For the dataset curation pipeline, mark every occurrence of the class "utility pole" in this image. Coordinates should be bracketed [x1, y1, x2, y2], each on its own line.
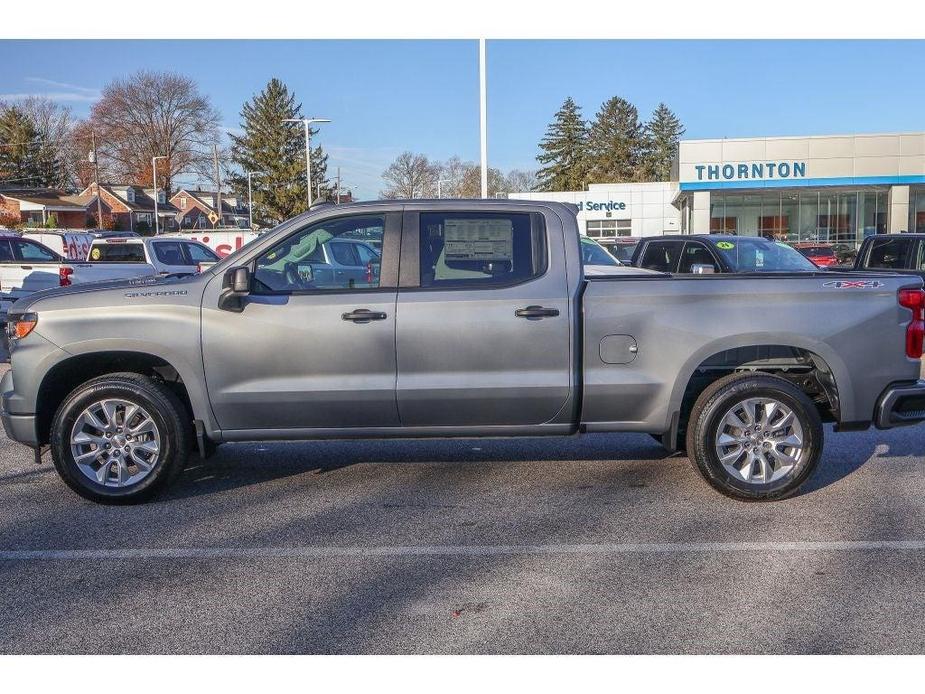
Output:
[246, 171, 264, 230]
[90, 131, 103, 228]
[336, 167, 341, 204]
[213, 144, 222, 229]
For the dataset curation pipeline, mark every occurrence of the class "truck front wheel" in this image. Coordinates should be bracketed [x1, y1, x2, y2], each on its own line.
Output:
[686, 373, 823, 501]
[50, 373, 191, 504]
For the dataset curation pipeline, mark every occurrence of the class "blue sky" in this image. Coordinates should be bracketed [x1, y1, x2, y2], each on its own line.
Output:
[1, 39, 924, 198]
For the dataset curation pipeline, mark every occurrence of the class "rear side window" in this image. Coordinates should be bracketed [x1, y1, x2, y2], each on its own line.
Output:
[0, 240, 14, 263]
[866, 238, 910, 269]
[11, 240, 60, 262]
[418, 212, 546, 288]
[152, 241, 186, 266]
[639, 241, 683, 272]
[89, 242, 146, 262]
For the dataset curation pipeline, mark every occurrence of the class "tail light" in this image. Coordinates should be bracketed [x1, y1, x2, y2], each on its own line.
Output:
[899, 287, 925, 358]
[59, 266, 73, 287]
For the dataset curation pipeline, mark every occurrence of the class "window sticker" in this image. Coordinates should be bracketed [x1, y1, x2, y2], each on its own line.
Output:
[444, 218, 513, 261]
[755, 250, 764, 267]
[90, 247, 102, 260]
[715, 241, 735, 250]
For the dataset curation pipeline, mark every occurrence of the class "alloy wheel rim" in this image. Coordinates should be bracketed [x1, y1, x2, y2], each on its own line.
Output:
[70, 398, 162, 488]
[713, 397, 804, 485]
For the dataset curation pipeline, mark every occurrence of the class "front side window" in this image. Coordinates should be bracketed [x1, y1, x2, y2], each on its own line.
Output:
[419, 212, 545, 288]
[677, 242, 719, 273]
[867, 238, 910, 270]
[183, 242, 219, 264]
[254, 215, 385, 293]
[12, 240, 60, 262]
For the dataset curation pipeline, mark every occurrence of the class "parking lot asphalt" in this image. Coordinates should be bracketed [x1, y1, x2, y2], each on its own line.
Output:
[1, 354, 925, 654]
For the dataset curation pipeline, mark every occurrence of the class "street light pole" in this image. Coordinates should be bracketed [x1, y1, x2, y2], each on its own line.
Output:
[479, 38, 488, 199]
[152, 155, 167, 235]
[437, 178, 451, 199]
[282, 117, 331, 209]
[247, 170, 265, 230]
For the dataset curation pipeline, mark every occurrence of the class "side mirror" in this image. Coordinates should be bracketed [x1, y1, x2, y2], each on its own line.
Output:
[691, 264, 716, 275]
[218, 266, 250, 312]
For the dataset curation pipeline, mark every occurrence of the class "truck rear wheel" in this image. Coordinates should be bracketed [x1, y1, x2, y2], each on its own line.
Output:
[50, 373, 191, 504]
[685, 372, 823, 501]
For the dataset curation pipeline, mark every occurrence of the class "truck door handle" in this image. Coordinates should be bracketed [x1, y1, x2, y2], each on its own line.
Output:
[19, 265, 33, 270]
[342, 308, 387, 323]
[515, 305, 560, 319]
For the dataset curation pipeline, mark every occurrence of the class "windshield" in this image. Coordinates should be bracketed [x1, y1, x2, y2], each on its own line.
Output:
[581, 237, 620, 266]
[708, 237, 818, 273]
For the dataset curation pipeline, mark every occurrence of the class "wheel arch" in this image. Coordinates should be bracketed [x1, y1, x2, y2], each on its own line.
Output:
[667, 333, 849, 446]
[34, 345, 211, 446]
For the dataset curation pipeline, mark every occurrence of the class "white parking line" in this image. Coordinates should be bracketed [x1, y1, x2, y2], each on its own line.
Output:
[3, 540, 925, 561]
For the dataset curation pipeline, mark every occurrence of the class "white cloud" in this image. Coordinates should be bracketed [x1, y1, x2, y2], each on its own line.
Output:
[0, 77, 102, 103]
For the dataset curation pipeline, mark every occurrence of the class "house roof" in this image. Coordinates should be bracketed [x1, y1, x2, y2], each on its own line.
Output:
[82, 184, 179, 214]
[173, 188, 246, 214]
[0, 188, 95, 210]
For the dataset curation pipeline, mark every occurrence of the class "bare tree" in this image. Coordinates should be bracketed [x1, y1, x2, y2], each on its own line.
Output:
[503, 168, 538, 193]
[381, 151, 439, 199]
[90, 70, 220, 192]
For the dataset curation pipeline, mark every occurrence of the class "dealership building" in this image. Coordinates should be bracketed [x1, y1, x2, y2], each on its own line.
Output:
[511, 131, 925, 247]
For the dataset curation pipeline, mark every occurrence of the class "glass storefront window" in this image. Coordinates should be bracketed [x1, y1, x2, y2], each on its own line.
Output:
[911, 188, 925, 233]
[703, 188, 887, 248]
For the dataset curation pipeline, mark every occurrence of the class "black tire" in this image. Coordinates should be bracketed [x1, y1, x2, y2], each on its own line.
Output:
[50, 372, 191, 504]
[685, 372, 823, 501]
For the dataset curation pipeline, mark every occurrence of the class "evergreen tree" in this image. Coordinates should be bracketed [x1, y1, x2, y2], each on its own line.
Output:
[0, 105, 49, 187]
[640, 103, 685, 182]
[535, 97, 590, 192]
[227, 78, 331, 226]
[586, 96, 643, 184]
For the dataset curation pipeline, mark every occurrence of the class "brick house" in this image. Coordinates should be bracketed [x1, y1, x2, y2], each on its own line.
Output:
[80, 183, 179, 232]
[171, 188, 250, 229]
[0, 188, 104, 228]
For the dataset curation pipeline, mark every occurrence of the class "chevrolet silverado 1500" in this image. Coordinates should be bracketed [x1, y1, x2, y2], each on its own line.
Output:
[3, 200, 925, 504]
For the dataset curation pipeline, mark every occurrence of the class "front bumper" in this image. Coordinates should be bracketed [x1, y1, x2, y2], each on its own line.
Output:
[0, 409, 38, 447]
[1, 369, 39, 447]
[875, 380, 925, 429]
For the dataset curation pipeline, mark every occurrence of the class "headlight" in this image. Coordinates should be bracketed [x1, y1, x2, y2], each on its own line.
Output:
[7, 313, 38, 341]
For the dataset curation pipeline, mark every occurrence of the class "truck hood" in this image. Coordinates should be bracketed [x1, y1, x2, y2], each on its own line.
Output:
[10, 273, 205, 314]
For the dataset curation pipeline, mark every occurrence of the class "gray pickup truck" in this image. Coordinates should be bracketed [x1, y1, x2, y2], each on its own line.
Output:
[3, 200, 925, 504]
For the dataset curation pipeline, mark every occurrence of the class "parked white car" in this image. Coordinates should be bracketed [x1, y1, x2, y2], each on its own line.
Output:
[1, 236, 220, 321]
[83, 236, 221, 275]
[21, 230, 97, 261]
[0, 235, 156, 320]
